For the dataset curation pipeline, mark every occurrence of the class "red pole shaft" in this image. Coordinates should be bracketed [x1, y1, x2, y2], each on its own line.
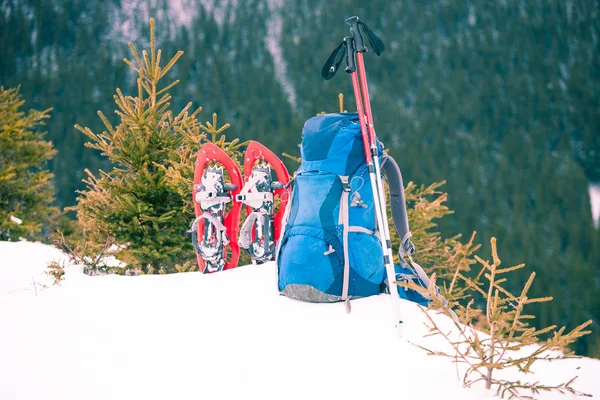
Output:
[350, 71, 372, 165]
[355, 52, 377, 149]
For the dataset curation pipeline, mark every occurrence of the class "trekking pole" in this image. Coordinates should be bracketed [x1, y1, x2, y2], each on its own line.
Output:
[345, 16, 406, 335]
[322, 33, 404, 337]
[347, 18, 458, 323]
[345, 18, 404, 338]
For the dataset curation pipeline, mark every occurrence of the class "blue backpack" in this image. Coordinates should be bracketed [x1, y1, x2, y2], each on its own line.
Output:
[277, 113, 431, 307]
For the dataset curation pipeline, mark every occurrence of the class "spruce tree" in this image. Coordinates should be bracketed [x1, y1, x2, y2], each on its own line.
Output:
[73, 19, 245, 273]
[0, 86, 57, 241]
[74, 19, 203, 273]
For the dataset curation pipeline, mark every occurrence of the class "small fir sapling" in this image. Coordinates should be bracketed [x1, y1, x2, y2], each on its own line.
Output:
[73, 19, 246, 273]
[400, 238, 592, 399]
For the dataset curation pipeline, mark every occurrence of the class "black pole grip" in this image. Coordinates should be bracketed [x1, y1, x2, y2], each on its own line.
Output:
[345, 16, 385, 56]
[343, 36, 356, 73]
[345, 16, 367, 53]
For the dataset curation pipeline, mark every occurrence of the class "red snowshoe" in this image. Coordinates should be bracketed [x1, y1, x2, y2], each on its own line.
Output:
[191, 143, 243, 273]
[236, 141, 291, 263]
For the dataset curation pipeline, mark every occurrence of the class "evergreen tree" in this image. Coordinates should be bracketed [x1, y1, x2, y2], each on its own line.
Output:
[73, 20, 202, 273]
[73, 19, 245, 274]
[0, 86, 57, 241]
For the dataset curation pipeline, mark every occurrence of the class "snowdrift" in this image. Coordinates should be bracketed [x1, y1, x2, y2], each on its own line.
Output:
[0, 241, 598, 400]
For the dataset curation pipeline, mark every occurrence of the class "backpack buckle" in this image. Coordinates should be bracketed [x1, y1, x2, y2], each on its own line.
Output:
[340, 176, 351, 192]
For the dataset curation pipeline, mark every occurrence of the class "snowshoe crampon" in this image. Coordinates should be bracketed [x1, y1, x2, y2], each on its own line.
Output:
[237, 141, 290, 263]
[192, 143, 242, 273]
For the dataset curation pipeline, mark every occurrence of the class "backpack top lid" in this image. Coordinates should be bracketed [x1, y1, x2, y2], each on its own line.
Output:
[298, 112, 382, 176]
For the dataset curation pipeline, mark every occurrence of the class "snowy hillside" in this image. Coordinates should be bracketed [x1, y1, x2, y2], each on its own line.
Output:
[590, 183, 600, 229]
[0, 241, 598, 400]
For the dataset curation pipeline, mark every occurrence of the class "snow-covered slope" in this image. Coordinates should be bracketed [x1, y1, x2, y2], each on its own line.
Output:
[0, 241, 598, 400]
[590, 183, 600, 229]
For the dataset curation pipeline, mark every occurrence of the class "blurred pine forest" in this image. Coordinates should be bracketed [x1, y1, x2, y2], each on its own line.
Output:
[1, 0, 599, 356]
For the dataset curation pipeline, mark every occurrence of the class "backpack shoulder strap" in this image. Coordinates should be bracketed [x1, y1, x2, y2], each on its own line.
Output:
[382, 154, 458, 320]
[380, 154, 415, 260]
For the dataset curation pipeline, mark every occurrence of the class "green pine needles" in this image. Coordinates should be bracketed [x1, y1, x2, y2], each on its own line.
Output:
[389, 181, 481, 302]
[73, 19, 243, 273]
[163, 112, 248, 219]
[0, 86, 57, 241]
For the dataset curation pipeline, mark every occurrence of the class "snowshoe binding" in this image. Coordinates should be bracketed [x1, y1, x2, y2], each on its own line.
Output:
[237, 141, 290, 263]
[191, 143, 242, 273]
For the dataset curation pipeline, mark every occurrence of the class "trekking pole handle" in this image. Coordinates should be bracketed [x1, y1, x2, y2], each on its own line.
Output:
[345, 16, 386, 56]
[345, 16, 367, 53]
[344, 36, 356, 73]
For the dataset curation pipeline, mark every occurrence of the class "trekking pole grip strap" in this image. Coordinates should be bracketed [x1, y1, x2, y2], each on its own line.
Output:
[321, 41, 345, 80]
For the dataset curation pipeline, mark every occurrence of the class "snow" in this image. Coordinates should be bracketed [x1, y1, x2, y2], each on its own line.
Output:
[108, 0, 198, 43]
[265, 0, 298, 111]
[1, 241, 599, 400]
[468, 4, 477, 26]
[590, 182, 600, 229]
[198, 0, 237, 27]
[0, 241, 66, 297]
